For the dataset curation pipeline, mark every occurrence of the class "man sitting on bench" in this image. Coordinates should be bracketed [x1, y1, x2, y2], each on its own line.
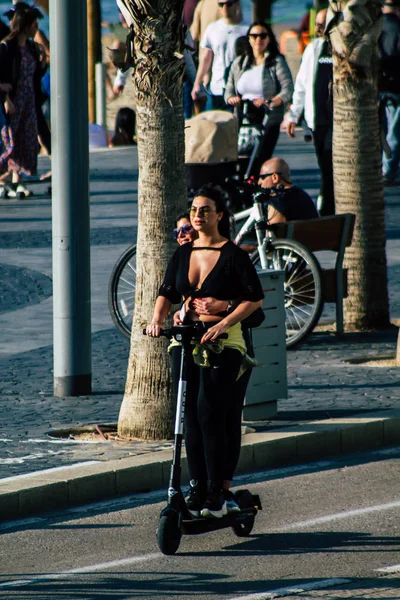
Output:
[258, 157, 319, 224]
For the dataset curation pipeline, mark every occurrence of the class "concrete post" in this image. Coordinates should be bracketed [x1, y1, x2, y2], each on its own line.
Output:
[50, 0, 92, 396]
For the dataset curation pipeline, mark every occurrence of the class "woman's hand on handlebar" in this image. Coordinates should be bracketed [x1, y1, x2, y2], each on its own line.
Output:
[173, 310, 182, 326]
[227, 95, 241, 107]
[252, 97, 266, 108]
[146, 321, 163, 337]
[200, 321, 229, 345]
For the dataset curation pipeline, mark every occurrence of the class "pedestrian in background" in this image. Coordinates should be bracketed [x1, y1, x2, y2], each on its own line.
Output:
[0, 2, 48, 198]
[225, 21, 293, 175]
[285, 9, 335, 216]
[110, 107, 136, 146]
[379, 0, 400, 186]
[191, 0, 248, 110]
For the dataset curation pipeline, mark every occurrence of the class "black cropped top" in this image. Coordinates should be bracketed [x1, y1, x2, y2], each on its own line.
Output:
[159, 241, 264, 305]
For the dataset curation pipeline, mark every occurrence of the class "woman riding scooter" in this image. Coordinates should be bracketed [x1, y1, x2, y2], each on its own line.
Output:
[146, 186, 263, 519]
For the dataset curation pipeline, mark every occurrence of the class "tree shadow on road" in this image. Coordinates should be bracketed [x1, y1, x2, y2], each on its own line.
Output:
[1, 571, 398, 600]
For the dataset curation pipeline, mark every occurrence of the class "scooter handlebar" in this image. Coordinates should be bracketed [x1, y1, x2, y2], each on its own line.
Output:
[143, 327, 228, 340]
[142, 327, 172, 338]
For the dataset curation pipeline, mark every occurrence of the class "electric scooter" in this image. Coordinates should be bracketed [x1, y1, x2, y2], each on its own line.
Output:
[144, 323, 262, 555]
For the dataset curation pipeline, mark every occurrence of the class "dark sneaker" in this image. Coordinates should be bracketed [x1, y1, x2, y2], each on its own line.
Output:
[223, 489, 240, 513]
[200, 482, 227, 519]
[185, 480, 206, 518]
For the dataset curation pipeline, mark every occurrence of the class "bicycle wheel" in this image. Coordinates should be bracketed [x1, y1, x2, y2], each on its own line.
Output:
[252, 239, 323, 348]
[108, 245, 137, 339]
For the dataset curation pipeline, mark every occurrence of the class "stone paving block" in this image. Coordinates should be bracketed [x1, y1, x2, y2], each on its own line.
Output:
[116, 462, 163, 496]
[19, 481, 68, 516]
[67, 471, 117, 507]
[339, 419, 384, 454]
[0, 490, 20, 520]
[250, 432, 298, 470]
[235, 442, 254, 474]
[383, 414, 400, 446]
[295, 428, 341, 461]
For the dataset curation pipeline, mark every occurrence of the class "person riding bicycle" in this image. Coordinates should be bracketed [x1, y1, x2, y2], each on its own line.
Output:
[258, 157, 319, 224]
[146, 185, 263, 519]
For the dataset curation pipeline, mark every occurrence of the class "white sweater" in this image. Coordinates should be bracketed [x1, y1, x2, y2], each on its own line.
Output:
[288, 37, 326, 130]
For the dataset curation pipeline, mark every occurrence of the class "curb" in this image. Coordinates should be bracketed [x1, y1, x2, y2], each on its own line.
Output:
[1, 409, 399, 522]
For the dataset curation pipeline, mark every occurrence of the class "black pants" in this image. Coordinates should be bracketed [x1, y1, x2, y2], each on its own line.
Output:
[249, 123, 281, 177]
[312, 125, 335, 216]
[171, 345, 245, 483]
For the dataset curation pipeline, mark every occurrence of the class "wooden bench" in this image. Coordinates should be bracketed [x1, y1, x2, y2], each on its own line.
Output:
[268, 213, 356, 335]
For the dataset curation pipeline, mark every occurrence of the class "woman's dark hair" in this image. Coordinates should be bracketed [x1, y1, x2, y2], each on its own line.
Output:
[4, 3, 43, 41]
[242, 21, 280, 68]
[175, 211, 190, 225]
[111, 107, 136, 146]
[192, 184, 231, 240]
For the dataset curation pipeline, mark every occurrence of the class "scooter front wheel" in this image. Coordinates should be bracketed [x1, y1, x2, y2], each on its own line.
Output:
[157, 513, 182, 555]
[231, 489, 256, 537]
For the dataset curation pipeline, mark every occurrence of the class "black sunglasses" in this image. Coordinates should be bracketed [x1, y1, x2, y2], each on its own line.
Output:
[249, 32, 269, 40]
[173, 224, 193, 240]
[218, 0, 238, 7]
[259, 172, 281, 180]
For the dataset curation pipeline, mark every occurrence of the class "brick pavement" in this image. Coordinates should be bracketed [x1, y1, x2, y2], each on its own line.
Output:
[0, 137, 399, 482]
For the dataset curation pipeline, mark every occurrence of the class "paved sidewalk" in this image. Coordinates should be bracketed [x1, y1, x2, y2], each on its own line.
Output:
[0, 135, 399, 520]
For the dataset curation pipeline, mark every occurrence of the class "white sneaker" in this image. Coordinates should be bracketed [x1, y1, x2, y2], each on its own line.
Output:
[223, 490, 240, 513]
[200, 484, 227, 519]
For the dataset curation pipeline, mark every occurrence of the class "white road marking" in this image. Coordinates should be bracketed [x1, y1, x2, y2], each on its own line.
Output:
[0, 553, 161, 589]
[227, 578, 350, 600]
[376, 564, 400, 574]
[280, 500, 400, 530]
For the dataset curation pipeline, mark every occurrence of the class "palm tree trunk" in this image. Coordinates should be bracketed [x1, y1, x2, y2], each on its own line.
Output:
[328, 0, 391, 330]
[117, 0, 186, 440]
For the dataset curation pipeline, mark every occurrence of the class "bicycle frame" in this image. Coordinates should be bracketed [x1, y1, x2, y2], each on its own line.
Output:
[233, 193, 270, 270]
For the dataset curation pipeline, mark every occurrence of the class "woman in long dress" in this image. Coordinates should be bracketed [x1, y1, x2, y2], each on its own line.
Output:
[0, 3, 47, 198]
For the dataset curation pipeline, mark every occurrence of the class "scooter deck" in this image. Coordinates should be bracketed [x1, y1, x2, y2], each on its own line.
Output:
[181, 494, 262, 535]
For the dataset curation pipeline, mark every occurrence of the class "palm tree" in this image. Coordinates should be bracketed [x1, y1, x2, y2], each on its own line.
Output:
[327, 0, 391, 330]
[116, 0, 187, 440]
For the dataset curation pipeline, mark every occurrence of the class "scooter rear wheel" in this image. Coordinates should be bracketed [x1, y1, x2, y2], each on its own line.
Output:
[231, 489, 255, 537]
[157, 513, 182, 555]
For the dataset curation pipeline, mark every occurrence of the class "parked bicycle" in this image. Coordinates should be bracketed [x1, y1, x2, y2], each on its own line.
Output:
[108, 184, 323, 348]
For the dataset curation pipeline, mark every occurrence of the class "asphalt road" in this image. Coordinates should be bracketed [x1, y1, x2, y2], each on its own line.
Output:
[0, 447, 399, 599]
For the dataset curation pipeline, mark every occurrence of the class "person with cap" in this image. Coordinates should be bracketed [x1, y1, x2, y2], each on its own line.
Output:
[379, 0, 400, 186]
[0, 2, 48, 198]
